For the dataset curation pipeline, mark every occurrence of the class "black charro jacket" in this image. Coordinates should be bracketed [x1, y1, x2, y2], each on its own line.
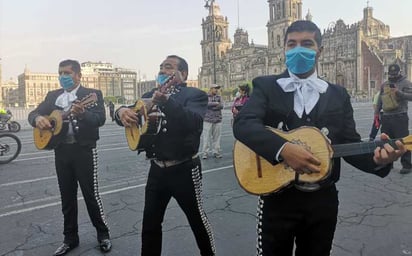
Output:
[28, 86, 106, 148]
[233, 70, 391, 184]
[115, 83, 208, 161]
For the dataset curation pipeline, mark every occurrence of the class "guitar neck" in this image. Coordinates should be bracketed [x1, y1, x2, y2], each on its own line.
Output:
[332, 139, 400, 158]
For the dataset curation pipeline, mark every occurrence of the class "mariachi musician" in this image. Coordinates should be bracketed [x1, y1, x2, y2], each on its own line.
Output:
[114, 55, 216, 255]
[233, 20, 405, 256]
[28, 59, 111, 255]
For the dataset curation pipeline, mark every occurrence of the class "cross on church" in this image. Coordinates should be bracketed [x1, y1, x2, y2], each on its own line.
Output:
[367, 0, 370, 7]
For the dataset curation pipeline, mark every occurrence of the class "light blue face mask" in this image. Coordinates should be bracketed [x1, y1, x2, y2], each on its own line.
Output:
[285, 46, 316, 75]
[156, 74, 170, 86]
[59, 75, 75, 90]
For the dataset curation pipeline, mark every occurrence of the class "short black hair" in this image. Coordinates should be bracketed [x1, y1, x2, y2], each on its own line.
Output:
[284, 20, 322, 47]
[167, 55, 188, 75]
[59, 59, 81, 74]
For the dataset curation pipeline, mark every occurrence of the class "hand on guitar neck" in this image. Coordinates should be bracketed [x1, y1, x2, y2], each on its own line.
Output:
[151, 72, 179, 105]
[152, 91, 169, 105]
[373, 133, 406, 165]
[119, 72, 177, 127]
[70, 101, 85, 117]
[280, 132, 406, 175]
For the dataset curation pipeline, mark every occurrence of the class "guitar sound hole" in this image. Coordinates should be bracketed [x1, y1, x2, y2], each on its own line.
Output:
[50, 120, 56, 131]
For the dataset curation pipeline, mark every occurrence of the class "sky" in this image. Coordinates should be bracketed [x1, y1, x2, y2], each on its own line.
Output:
[1, 0, 412, 81]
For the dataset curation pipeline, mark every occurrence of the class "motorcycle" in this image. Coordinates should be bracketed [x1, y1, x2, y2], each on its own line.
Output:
[0, 110, 21, 132]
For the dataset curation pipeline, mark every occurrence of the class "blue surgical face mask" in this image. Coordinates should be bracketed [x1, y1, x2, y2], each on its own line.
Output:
[285, 46, 317, 75]
[156, 74, 170, 86]
[59, 75, 75, 90]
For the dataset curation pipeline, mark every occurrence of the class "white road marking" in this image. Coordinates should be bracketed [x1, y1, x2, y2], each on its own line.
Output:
[0, 165, 234, 218]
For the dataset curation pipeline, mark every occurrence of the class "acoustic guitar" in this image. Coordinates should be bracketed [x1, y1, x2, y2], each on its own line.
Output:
[125, 73, 177, 151]
[33, 93, 97, 150]
[233, 126, 412, 195]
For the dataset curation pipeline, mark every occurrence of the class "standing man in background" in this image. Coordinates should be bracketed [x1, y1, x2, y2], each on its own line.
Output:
[202, 84, 224, 159]
[28, 59, 111, 256]
[108, 101, 115, 121]
[377, 63, 412, 174]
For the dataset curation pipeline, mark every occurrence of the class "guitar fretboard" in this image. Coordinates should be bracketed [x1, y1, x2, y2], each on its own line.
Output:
[332, 139, 400, 158]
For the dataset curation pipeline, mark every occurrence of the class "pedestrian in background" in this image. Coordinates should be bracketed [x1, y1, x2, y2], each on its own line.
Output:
[108, 101, 115, 121]
[231, 83, 250, 126]
[202, 84, 224, 159]
[377, 63, 412, 174]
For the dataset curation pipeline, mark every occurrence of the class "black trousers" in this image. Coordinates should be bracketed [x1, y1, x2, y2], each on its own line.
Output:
[141, 157, 215, 256]
[381, 113, 411, 169]
[257, 185, 339, 256]
[54, 143, 110, 244]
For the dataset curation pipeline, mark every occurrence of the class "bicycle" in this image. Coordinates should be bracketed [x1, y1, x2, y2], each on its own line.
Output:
[0, 133, 22, 164]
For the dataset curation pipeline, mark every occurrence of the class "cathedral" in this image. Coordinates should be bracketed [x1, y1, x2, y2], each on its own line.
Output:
[198, 0, 412, 97]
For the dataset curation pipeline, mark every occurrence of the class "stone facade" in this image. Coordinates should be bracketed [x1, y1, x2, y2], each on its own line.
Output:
[199, 0, 412, 96]
[199, 0, 302, 89]
[319, 6, 412, 97]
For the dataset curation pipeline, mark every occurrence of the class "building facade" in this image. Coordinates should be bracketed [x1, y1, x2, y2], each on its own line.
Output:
[1, 79, 18, 107]
[13, 62, 138, 107]
[17, 67, 100, 108]
[199, 0, 412, 96]
[318, 6, 412, 97]
[81, 61, 137, 103]
[5, 61, 194, 107]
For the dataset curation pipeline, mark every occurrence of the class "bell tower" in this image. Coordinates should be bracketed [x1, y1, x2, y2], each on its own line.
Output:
[266, 0, 302, 72]
[200, 0, 231, 85]
[267, 0, 302, 51]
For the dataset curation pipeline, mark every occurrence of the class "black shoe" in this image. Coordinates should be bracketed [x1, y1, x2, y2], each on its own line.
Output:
[53, 242, 79, 256]
[99, 239, 112, 253]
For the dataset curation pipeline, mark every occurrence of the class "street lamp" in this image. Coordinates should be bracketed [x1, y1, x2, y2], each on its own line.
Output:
[204, 0, 217, 84]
